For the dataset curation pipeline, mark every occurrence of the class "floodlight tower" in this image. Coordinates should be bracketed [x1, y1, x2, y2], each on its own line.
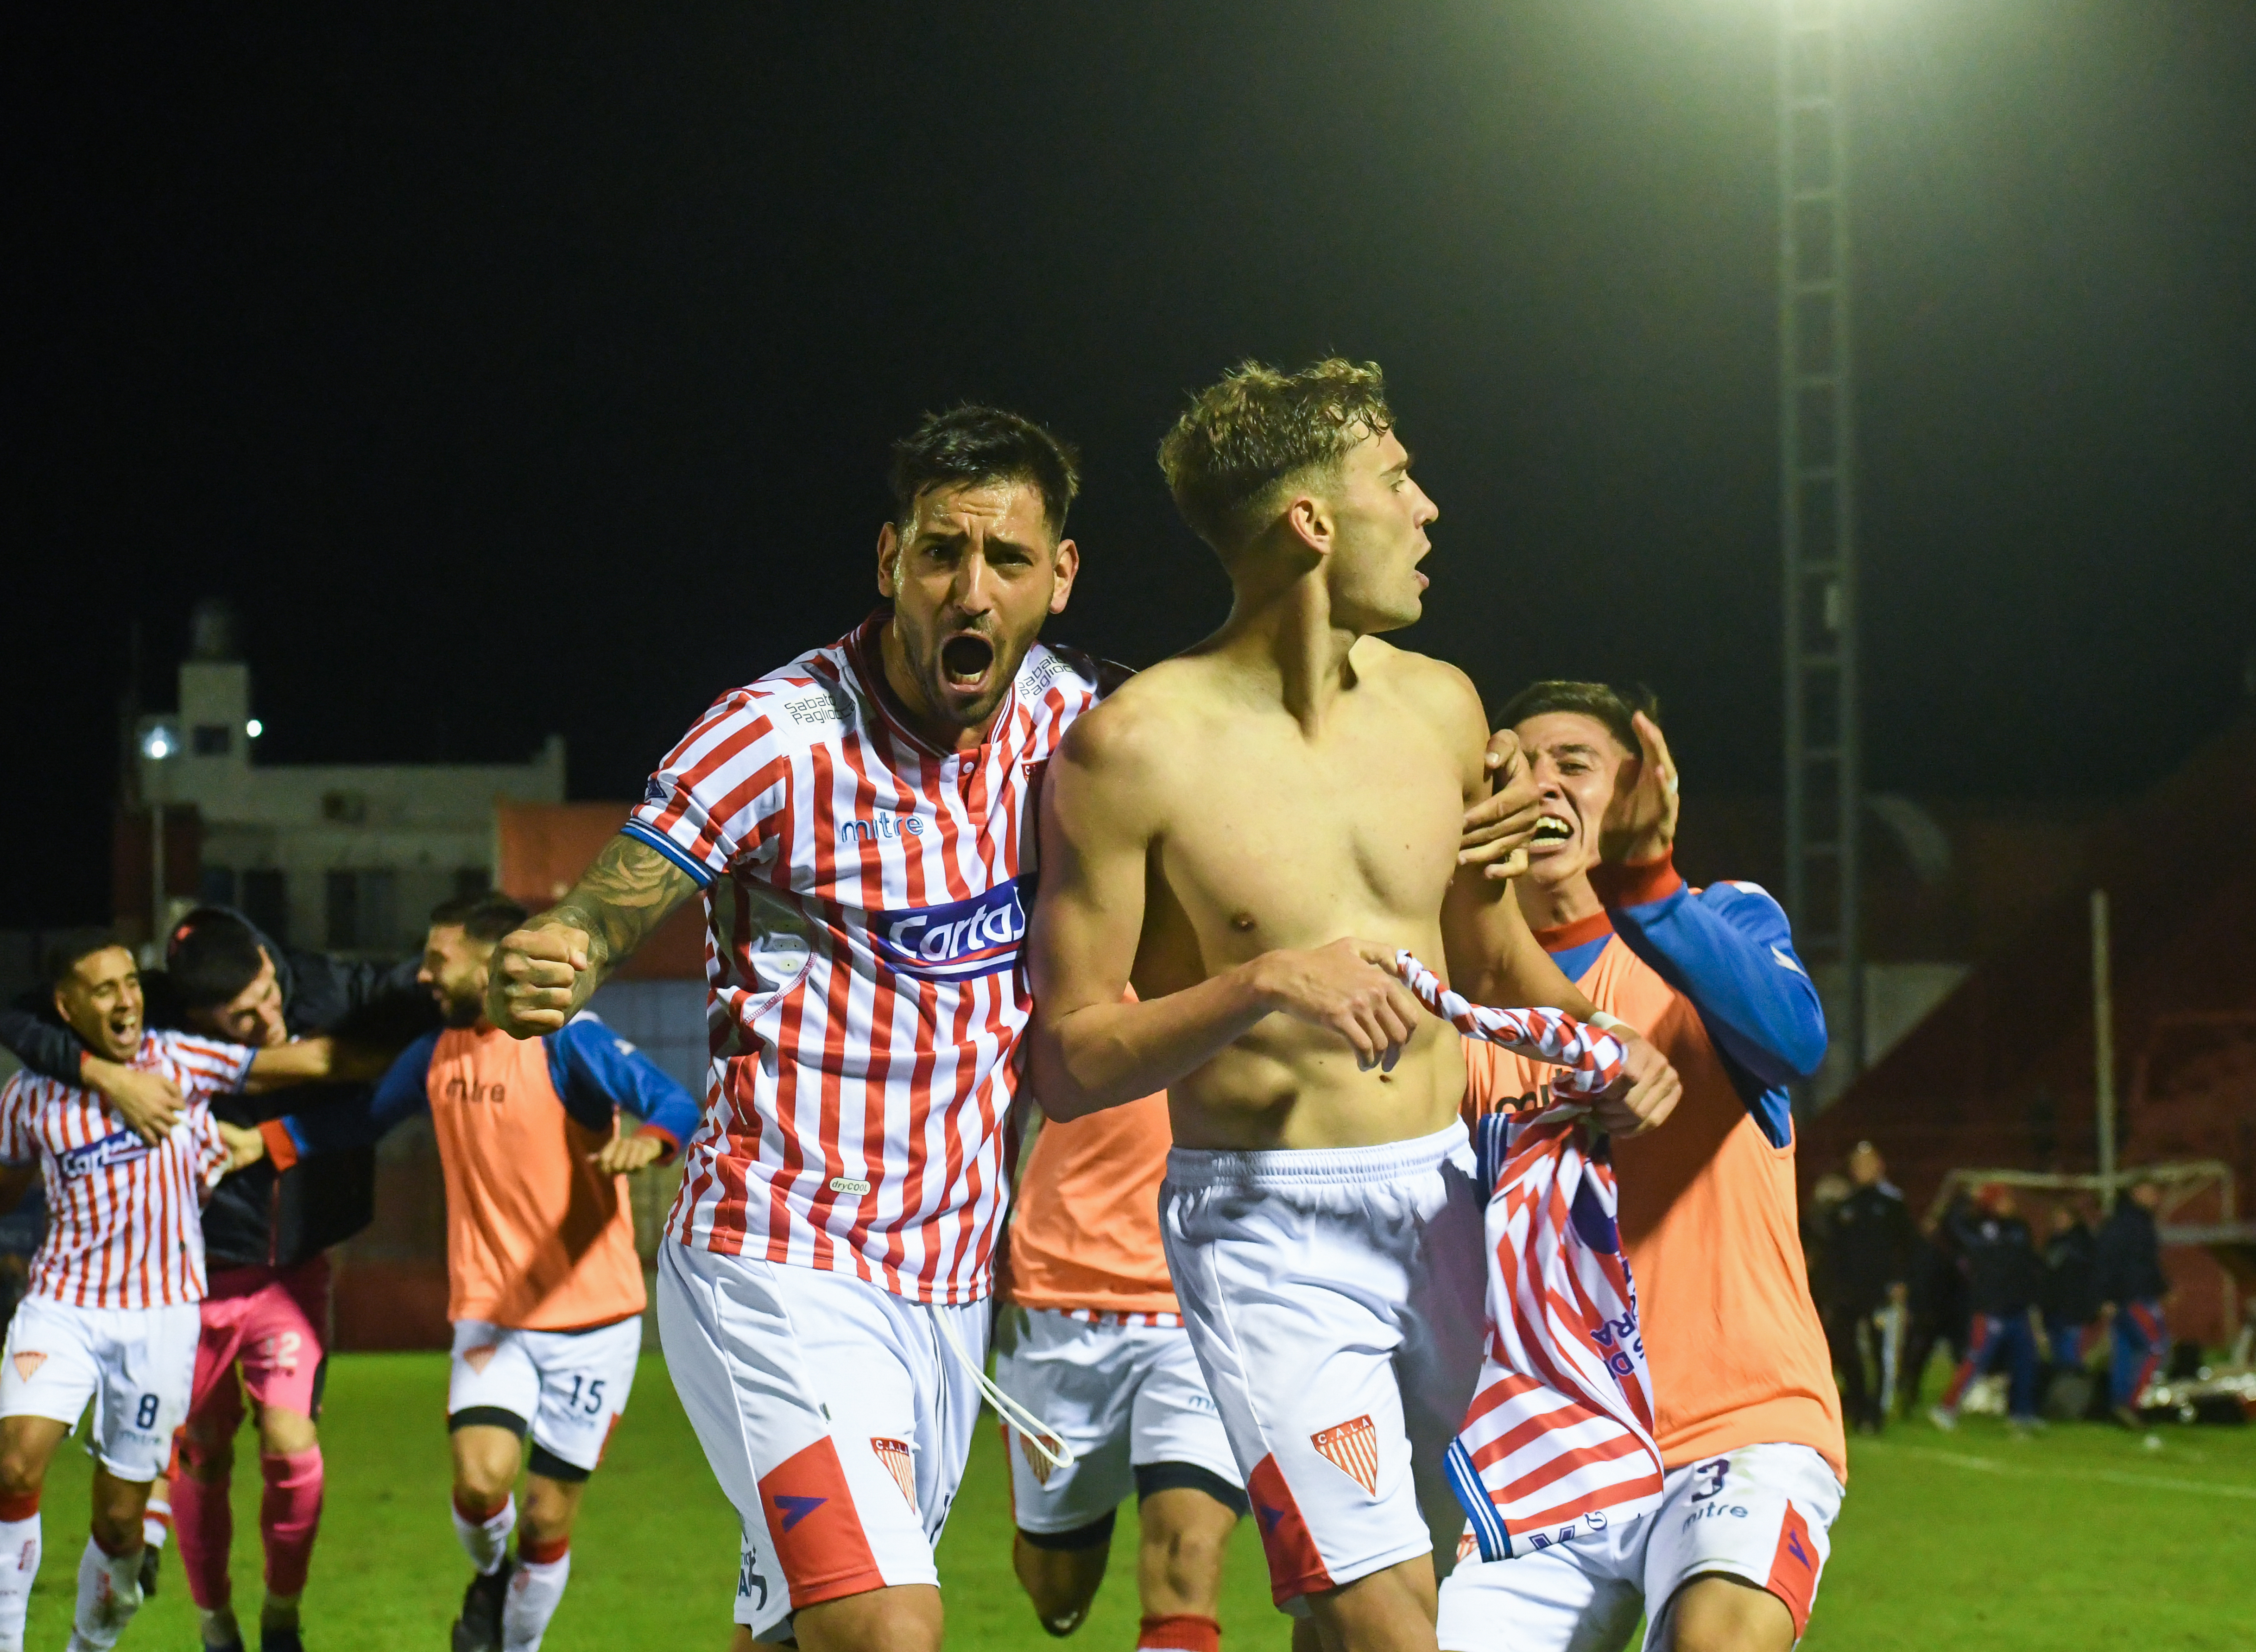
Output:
[1777, 0, 1864, 1098]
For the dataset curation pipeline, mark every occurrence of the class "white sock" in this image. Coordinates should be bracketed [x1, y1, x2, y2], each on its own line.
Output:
[139, 1494, 168, 1554]
[0, 1513, 39, 1652]
[501, 1549, 570, 1652]
[198, 1605, 241, 1650]
[451, 1495, 516, 1576]
[68, 1536, 143, 1650]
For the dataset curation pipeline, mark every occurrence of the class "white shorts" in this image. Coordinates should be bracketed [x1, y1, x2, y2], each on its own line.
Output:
[1161, 1121, 1486, 1609]
[1434, 1441, 1843, 1651]
[0, 1296, 200, 1482]
[446, 1315, 642, 1477]
[994, 1307, 1243, 1538]
[656, 1240, 987, 1643]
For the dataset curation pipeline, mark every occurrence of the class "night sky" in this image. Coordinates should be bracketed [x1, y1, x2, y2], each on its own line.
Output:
[9, 3, 2252, 926]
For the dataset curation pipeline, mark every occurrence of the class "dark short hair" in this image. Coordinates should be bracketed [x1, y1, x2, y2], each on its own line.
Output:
[1156, 358, 1394, 554]
[887, 405, 1081, 539]
[1499, 680, 1661, 757]
[429, 893, 529, 945]
[167, 910, 267, 1007]
[45, 930, 133, 987]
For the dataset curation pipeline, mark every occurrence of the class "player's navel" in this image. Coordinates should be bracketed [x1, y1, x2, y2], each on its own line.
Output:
[1229, 911, 1257, 933]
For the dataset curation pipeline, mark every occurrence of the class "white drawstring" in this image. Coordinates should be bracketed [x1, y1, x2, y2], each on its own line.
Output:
[934, 1311, 1076, 1473]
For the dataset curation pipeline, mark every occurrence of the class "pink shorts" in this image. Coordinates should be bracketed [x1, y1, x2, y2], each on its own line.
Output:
[189, 1258, 333, 1429]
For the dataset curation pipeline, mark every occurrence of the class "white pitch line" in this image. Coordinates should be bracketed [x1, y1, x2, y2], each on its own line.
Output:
[1891, 1444, 2256, 1501]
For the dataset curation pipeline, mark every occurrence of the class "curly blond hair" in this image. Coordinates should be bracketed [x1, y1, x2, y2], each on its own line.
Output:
[1156, 358, 1393, 554]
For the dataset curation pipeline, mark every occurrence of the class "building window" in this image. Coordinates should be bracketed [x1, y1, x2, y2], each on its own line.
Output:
[326, 869, 398, 951]
[321, 791, 368, 824]
[453, 867, 491, 901]
[192, 725, 232, 756]
[199, 867, 237, 908]
[241, 870, 289, 944]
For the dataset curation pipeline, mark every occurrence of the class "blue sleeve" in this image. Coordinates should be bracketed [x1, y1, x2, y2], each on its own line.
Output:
[547, 1016, 702, 1151]
[280, 1032, 436, 1159]
[1607, 880, 1829, 1091]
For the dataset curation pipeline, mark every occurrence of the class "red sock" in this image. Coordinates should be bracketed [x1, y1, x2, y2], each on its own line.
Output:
[170, 1464, 234, 1611]
[0, 1490, 36, 1523]
[1139, 1614, 1221, 1652]
[259, 1449, 324, 1596]
[519, 1532, 570, 1566]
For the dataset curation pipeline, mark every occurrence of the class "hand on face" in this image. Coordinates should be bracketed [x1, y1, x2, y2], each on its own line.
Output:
[1596, 711, 1679, 866]
[1460, 728, 1541, 881]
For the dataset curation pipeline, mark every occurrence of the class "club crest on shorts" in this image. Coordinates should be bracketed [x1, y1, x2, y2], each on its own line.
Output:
[1311, 1415, 1380, 1496]
[461, 1345, 499, 1376]
[9, 1353, 45, 1383]
[871, 1437, 916, 1511]
[1019, 1428, 1063, 1487]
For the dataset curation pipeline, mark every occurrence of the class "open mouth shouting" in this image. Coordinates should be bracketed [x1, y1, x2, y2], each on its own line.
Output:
[1527, 811, 1578, 856]
[937, 631, 999, 700]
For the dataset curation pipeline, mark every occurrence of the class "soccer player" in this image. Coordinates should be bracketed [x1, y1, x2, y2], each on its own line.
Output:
[1931, 1184, 2043, 1432]
[0, 936, 316, 1652]
[1025, 361, 1678, 1652]
[1440, 684, 1839, 1652]
[230, 895, 697, 1652]
[998, 1082, 1248, 1652]
[0, 905, 431, 1646]
[482, 406, 1102, 1652]
[2095, 1176, 2171, 1426]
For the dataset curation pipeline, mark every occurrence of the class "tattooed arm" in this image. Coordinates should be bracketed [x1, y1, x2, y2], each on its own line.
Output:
[483, 834, 703, 1038]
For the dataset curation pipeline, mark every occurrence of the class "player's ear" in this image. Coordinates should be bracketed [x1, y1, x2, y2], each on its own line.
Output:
[875, 521, 902, 597]
[1047, 537, 1079, 615]
[1283, 493, 1331, 559]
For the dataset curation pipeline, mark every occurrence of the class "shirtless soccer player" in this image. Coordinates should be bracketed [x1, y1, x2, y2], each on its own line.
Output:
[1444, 684, 1840, 1652]
[1026, 360, 1680, 1652]
[484, 406, 1103, 1652]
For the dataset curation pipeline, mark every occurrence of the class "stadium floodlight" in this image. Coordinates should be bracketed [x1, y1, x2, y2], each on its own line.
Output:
[246, 718, 264, 739]
[141, 725, 177, 760]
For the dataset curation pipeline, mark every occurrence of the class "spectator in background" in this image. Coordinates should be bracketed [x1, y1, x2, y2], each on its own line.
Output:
[1897, 1204, 1967, 1421]
[1825, 1142, 1914, 1435]
[2096, 1176, 2172, 1426]
[2039, 1203, 2100, 1377]
[1930, 1184, 2044, 1434]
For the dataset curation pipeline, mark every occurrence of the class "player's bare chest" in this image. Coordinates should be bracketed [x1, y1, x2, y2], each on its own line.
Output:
[1157, 716, 1462, 917]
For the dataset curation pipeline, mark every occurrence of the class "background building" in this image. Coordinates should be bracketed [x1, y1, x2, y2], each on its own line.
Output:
[120, 601, 565, 956]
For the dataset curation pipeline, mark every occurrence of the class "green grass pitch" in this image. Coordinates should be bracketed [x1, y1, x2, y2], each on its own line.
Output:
[24, 1353, 2250, 1649]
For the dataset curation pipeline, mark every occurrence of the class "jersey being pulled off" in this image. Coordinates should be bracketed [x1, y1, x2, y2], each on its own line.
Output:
[1391, 956, 1662, 1559]
[0, 1030, 245, 1310]
[1461, 853, 1844, 1481]
[624, 613, 1102, 1305]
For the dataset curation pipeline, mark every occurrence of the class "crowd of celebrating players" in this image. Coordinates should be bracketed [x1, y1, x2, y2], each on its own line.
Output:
[2, 360, 1859, 1652]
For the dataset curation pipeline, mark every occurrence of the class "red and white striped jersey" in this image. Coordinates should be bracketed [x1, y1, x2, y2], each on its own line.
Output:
[1389, 955, 1662, 1561]
[0, 1030, 246, 1310]
[625, 612, 1103, 1305]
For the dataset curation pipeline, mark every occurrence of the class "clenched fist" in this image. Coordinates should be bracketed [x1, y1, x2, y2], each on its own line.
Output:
[1591, 1029, 1681, 1137]
[486, 923, 596, 1036]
